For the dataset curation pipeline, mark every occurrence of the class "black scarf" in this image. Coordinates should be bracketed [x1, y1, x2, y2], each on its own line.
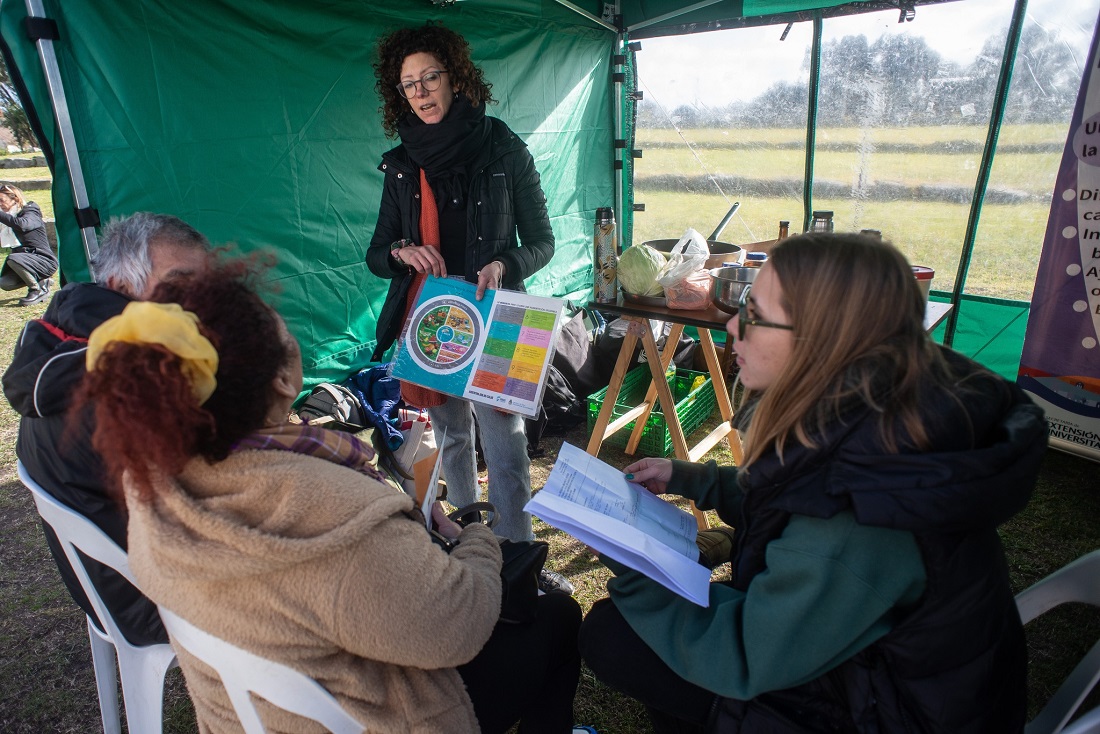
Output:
[398, 93, 492, 205]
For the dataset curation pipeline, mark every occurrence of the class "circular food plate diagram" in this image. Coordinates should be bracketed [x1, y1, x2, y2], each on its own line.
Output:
[406, 296, 483, 373]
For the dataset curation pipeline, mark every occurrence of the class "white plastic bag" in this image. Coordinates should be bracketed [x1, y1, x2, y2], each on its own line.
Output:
[665, 269, 713, 310]
[0, 225, 17, 249]
[390, 408, 441, 503]
[657, 228, 709, 288]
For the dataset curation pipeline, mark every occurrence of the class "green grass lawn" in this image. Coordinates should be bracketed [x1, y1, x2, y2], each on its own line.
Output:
[637, 146, 1058, 195]
[630, 123, 1068, 302]
[637, 123, 1069, 148]
[631, 192, 1050, 301]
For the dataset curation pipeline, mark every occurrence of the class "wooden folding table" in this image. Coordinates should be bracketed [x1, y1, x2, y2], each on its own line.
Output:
[585, 299, 740, 528]
[584, 298, 953, 529]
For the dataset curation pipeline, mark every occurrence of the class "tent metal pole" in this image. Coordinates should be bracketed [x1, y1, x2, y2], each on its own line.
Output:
[627, 0, 724, 32]
[551, 0, 618, 32]
[943, 0, 1028, 347]
[25, 0, 99, 275]
[614, 11, 624, 245]
[803, 13, 823, 233]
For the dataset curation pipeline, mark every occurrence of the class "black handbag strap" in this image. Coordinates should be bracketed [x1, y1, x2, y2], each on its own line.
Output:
[447, 501, 499, 529]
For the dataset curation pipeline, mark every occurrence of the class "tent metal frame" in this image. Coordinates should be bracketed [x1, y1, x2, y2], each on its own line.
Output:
[24, 0, 99, 277]
[943, 0, 1029, 346]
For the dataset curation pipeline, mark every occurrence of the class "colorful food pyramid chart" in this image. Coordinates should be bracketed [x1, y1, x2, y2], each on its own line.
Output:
[409, 298, 482, 372]
[392, 277, 565, 417]
[470, 304, 557, 402]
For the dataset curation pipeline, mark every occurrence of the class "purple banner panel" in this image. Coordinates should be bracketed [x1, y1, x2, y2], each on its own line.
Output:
[1018, 9, 1100, 462]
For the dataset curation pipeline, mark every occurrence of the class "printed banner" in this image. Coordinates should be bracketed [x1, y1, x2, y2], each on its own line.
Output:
[1017, 10, 1100, 462]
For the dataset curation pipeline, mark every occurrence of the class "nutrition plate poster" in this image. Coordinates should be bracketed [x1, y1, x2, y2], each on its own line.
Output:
[392, 276, 566, 417]
[1017, 9, 1100, 462]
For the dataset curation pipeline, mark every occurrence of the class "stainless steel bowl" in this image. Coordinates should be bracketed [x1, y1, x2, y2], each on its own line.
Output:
[644, 238, 746, 270]
[709, 266, 757, 314]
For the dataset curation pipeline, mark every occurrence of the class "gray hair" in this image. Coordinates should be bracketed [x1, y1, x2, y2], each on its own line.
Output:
[92, 212, 209, 292]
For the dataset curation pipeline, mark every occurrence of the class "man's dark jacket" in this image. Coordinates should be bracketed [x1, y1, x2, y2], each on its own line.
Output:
[365, 117, 555, 361]
[707, 349, 1046, 733]
[2, 282, 166, 645]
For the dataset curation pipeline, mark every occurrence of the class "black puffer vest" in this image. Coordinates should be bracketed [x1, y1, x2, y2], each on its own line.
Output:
[712, 352, 1046, 733]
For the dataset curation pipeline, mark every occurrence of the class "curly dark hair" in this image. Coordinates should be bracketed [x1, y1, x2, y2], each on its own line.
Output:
[374, 23, 495, 138]
[74, 259, 290, 500]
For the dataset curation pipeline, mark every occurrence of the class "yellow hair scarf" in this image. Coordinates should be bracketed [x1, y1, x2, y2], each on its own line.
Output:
[86, 301, 219, 404]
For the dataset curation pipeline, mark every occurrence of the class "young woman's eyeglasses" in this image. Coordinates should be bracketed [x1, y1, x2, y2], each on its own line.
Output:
[738, 283, 794, 340]
[396, 71, 449, 99]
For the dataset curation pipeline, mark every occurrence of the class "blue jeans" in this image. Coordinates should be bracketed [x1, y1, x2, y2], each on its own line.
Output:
[428, 398, 533, 542]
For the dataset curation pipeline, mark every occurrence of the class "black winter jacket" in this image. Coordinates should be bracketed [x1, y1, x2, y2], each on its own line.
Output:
[365, 117, 554, 361]
[0, 202, 58, 283]
[0, 201, 50, 254]
[2, 282, 166, 646]
[708, 349, 1046, 733]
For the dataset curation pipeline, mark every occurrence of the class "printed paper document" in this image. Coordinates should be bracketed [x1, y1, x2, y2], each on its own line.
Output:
[525, 443, 711, 606]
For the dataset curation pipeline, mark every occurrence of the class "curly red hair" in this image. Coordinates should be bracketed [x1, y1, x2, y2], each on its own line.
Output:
[74, 259, 289, 501]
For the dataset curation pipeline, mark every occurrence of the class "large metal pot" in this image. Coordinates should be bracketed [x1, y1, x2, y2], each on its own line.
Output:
[643, 239, 746, 270]
[709, 265, 757, 314]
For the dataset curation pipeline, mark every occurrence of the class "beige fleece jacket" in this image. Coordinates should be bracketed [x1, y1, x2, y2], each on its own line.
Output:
[126, 450, 502, 734]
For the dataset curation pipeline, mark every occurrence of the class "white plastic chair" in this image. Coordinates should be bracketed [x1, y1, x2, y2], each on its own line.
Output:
[1017, 549, 1100, 734]
[157, 606, 365, 734]
[17, 460, 178, 734]
[1061, 706, 1100, 734]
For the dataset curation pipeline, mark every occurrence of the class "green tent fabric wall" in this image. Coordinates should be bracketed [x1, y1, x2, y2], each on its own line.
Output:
[0, 0, 614, 387]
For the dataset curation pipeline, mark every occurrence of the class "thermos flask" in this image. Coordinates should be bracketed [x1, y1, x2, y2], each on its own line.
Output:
[594, 207, 618, 304]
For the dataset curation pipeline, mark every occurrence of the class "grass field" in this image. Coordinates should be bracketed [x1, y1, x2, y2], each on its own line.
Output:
[631, 192, 1050, 302]
[638, 147, 1058, 195]
[631, 124, 1067, 302]
[636, 123, 1070, 148]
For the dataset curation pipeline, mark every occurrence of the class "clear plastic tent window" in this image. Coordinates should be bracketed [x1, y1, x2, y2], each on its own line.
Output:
[631, 0, 1100, 376]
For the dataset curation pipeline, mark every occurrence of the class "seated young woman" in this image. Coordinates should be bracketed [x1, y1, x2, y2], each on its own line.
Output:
[579, 232, 1047, 733]
[75, 261, 581, 734]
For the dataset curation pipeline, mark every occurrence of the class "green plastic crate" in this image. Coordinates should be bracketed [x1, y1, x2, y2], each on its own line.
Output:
[586, 366, 717, 457]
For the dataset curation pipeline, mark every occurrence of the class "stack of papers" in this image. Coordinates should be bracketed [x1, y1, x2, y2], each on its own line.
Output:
[525, 443, 711, 606]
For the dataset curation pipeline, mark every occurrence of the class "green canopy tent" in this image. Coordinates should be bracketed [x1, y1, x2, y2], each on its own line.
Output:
[0, 0, 616, 386]
[0, 0, 1075, 385]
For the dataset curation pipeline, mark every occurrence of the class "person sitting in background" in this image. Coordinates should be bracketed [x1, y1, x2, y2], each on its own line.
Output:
[579, 232, 1047, 733]
[0, 184, 58, 306]
[76, 262, 583, 733]
[2, 212, 210, 646]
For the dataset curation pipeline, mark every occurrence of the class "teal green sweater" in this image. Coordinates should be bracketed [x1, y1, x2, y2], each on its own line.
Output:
[605, 460, 927, 700]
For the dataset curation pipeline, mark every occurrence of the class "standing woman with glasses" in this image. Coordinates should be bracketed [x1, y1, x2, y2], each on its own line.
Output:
[579, 232, 1047, 733]
[0, 184, 57, 306]
[365, 24, 556, 550]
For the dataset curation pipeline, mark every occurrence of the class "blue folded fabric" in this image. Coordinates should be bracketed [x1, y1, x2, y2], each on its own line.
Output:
[343, 365, 404, 450]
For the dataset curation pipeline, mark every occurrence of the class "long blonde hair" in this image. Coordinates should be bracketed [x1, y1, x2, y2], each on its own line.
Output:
[741, 233, 952, 467]
[0, 184, 26, 208]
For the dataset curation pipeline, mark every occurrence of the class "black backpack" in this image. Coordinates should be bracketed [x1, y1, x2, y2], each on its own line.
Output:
[295, 383, 367, 432]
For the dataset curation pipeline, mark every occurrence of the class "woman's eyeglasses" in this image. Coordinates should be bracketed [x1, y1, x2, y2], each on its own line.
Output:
[396, 71, 449, 99]
[737, 284, 794, 341]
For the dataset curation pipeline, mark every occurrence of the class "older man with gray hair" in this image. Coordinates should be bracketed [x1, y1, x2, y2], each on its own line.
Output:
[2, 212, 210, 646]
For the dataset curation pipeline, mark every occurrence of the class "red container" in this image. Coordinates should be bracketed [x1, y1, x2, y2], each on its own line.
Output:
[912, 266, 934, 301]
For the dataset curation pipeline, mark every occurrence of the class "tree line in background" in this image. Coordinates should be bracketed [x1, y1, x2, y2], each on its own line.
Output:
[0, 58, 36, 150]
[641, 25, 1081, 129]
[0, 24, 1081, 145]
